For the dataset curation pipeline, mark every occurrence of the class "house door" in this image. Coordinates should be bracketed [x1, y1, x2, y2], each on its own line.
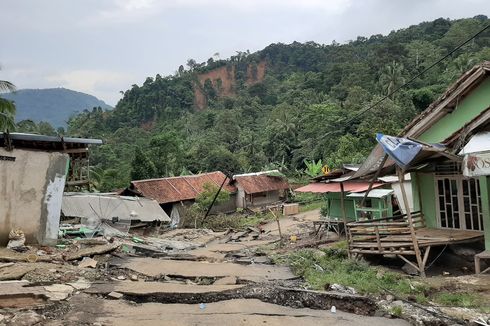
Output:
[435, 175, 484, 231]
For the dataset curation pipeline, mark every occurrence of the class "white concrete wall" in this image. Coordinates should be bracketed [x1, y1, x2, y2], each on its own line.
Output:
[0, 148, 68, 245]
[391, 181, 414, 214]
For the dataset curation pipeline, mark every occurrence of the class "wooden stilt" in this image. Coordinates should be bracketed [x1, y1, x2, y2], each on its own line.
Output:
[340, 182, 352, 257]
[422, 246, 431, 271]
[397, 167, 425, 277]
[397, 254, 420, 272]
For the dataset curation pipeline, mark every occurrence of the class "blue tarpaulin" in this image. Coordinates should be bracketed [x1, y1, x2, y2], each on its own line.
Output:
[376, 133, 423, 169]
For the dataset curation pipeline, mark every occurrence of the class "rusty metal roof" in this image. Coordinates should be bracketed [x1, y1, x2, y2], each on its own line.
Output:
[295, 182, 384, 194]
[130, 172, 236, 204]
[233, 174, 289, 194]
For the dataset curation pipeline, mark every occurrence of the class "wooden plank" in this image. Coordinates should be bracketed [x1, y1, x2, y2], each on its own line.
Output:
[397, 168, 425, 277]
[351, 249, 416, 255]
[397, 254, 420, 272]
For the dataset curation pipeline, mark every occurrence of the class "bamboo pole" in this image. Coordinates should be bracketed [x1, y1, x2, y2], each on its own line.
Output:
[269, 207, 283, 247]
[397, 166, 425, 277]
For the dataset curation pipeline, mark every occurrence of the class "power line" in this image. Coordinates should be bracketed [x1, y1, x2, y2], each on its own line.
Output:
[324, 23, 490, 137]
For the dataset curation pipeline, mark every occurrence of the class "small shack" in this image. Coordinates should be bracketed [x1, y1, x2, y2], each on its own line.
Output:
[123, 171, 237, 224]
[232, 171, 290, 209]
[0, 132, 102, 245]
[295, 181, 387, 222]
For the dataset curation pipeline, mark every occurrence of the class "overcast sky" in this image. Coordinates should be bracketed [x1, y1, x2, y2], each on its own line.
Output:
[1, 0, 488, 105]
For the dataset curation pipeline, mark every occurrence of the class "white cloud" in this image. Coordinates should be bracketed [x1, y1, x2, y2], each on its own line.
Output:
[46, 69, 135, 105]
[87, 0, 351, 24]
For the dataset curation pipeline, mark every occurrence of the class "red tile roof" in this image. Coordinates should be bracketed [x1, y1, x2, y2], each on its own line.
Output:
[130, 172, 236, 204]
[234, 175, 289, 194]
[295, 182, 384, 194]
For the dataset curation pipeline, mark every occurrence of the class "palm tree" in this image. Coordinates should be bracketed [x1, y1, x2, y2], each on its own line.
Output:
[379, 61, 405, 99]
[0, 77, 16, 132]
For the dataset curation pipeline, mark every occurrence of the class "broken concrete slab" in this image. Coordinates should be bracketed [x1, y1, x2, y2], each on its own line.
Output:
[57, 294, 409, 326]
[0, 281, 49, 309]
[9, 310, 45, 326]
[0, 264, 36, 281]
[121, 257, 296, 282]
[214, 276, 237, 285]
[0, 248, 54, 263]
[67, 278, 91, 290]
[65, 242, 120, 261]
[86, 281, 244, 296]
[44, 284, 74, 301]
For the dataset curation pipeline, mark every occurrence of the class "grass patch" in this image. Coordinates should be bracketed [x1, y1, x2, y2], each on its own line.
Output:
[299, 200, 323, 212]
[433, 292, 483, 308]
[389, 305, 403, 317]
[277, 248, 430, 299]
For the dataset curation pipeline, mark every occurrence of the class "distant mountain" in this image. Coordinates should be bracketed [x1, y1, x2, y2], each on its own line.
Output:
[1, 88, 112, 127]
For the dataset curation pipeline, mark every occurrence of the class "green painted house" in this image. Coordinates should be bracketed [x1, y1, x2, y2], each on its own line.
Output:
[359, 61, 490, 250]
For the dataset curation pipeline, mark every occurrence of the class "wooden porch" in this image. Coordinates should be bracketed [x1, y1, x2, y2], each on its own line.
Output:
[346, 211, 484, 276]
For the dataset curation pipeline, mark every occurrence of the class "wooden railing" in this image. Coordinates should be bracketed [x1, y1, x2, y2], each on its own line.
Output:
[346, 211, 425, 255]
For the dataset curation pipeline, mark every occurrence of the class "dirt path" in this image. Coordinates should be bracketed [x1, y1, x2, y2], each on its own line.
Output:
[261, 208, 321, 236]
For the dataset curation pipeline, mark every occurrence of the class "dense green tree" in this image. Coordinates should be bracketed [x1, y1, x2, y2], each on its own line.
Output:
[63, 16, 490, 191]
[130, 148, 158, 181]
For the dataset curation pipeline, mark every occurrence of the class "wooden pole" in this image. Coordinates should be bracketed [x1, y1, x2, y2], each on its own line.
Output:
[203, 176, 228, 221]
[269, 208, 283, 247]
[397, 167, 425, 277]
[360, 154, 389, 208]
[340, 182, 347, 225]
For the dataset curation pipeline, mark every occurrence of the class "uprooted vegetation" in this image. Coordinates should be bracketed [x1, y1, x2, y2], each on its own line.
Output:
[274, 247, 490, 314]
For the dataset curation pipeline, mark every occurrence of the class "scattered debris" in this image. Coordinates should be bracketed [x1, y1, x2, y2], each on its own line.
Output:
[78, 257, 98, 268]
[7, 228, 27, 251]
[44, 284, 74, 301]
[64, 242, 120, 261]
[107, 291, 124, 300]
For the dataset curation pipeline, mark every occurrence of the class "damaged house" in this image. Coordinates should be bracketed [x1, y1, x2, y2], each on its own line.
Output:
[0, 133, 102, 245]
[123, 171, 237, 225]
[345, 61, 490, 276]
[232, 171, 290, 209]
[61, 193, 171, 235]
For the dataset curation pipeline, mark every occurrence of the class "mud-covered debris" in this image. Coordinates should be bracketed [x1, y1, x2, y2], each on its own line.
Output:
[78, 257, 98, 268]
[64, 242, 120, 261]
[44, 284, 74, 301]
[9, 310, 45, 326]
[107, 291, 124, 300]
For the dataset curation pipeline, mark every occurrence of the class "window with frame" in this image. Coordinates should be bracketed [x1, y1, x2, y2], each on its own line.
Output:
[435, 175, 483, 231]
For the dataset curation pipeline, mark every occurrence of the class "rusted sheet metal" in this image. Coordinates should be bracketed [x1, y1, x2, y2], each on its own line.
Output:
[131, 172, 236, 204]
[234, 175, 289, 194]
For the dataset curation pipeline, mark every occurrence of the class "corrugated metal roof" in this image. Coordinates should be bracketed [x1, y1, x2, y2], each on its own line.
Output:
[295, 182, 383, 194]
[347, 189, 394, 198]
[233, 174, 289, 194]
[130, 171, 236, 204]
[62, 194, 170, 222]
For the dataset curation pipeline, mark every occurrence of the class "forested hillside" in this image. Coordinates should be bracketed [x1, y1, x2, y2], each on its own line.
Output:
[66, 16, 490, 191]
[2, 88, 111, 128]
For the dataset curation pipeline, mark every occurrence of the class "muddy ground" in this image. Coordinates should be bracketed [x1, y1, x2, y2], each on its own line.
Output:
[0, 209, 488, 325]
